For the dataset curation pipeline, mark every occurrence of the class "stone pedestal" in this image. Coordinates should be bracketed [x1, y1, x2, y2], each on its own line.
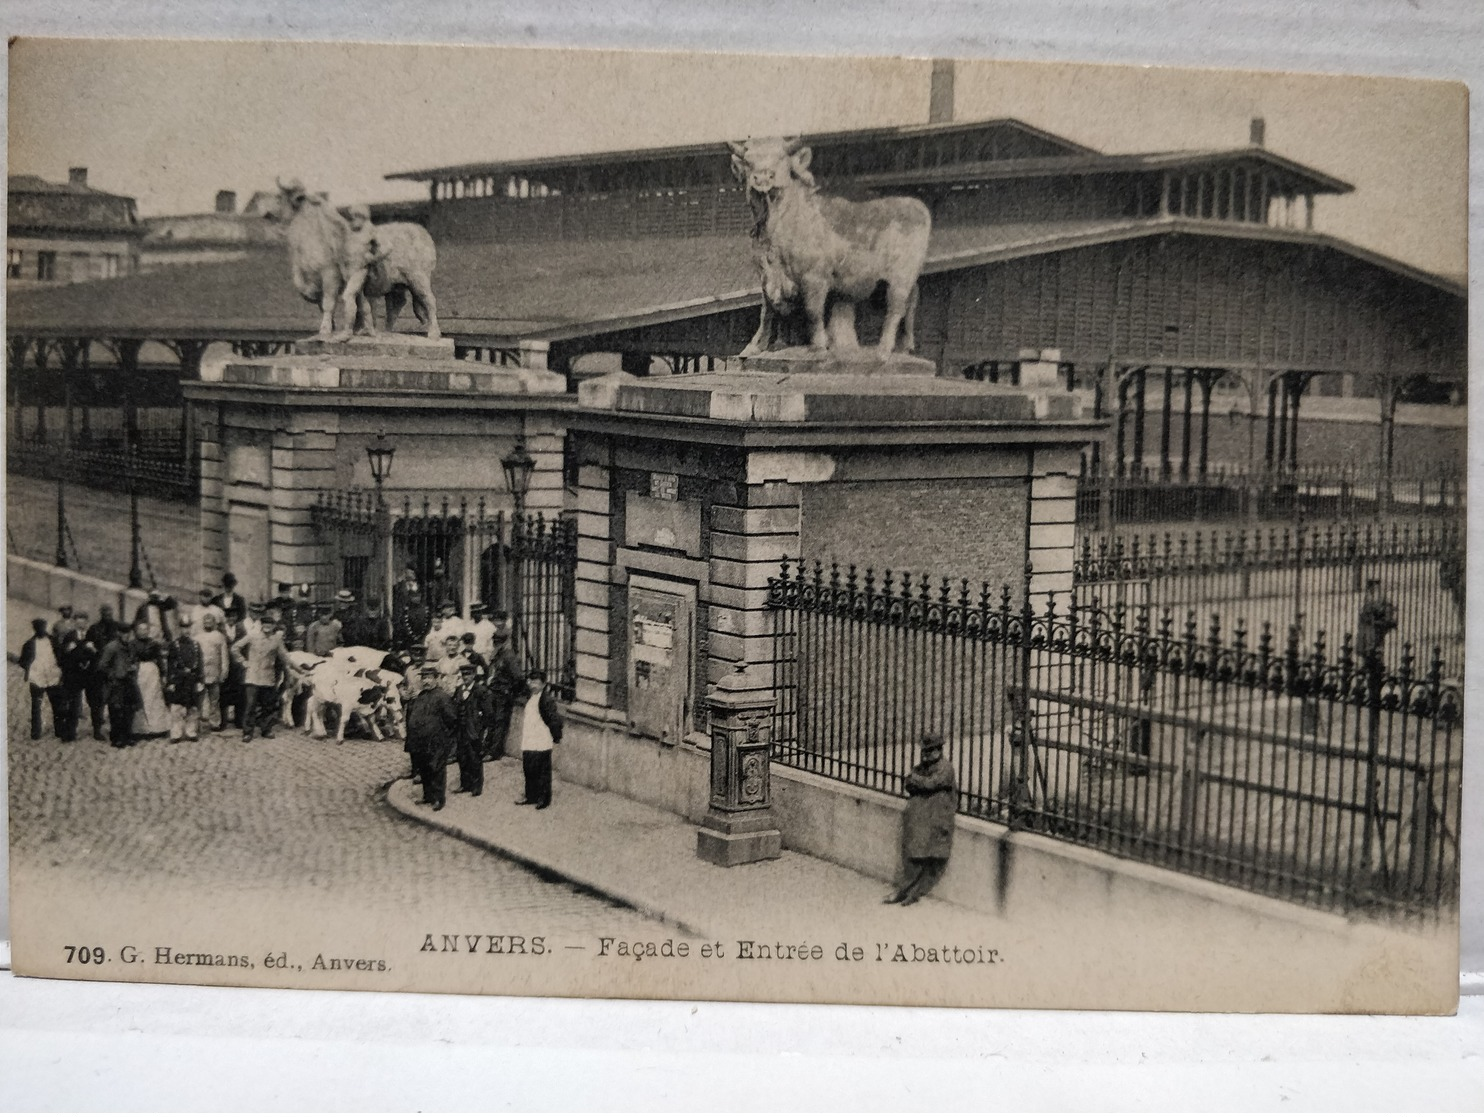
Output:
[738, 346, 938, 377]
[185, 332, 569, 603]
[567, 354, 1105, 747]
[696, 664, 783, 866]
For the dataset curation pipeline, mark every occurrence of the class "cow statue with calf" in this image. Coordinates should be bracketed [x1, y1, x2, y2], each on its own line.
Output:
[728, 136, 932, 359]
[267, 177, 440, 343]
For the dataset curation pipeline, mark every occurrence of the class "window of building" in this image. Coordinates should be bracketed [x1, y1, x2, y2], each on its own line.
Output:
[102, 254, 122, 279]
[6, 249, 20, 279]
[36, 251, 56, 281]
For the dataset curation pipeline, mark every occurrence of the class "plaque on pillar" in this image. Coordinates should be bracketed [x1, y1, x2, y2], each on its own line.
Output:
[696, 664, 783, 866]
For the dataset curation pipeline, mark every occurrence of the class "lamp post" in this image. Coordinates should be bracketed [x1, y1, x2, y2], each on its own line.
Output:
[501, 439, 535, 521]
[127, 444, 143, 589]
[501, 439, 536, 622]
[366, 430, 396, 607]
[54, 452, 68, 569]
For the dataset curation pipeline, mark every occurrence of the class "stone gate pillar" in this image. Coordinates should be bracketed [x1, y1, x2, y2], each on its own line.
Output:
[696, 664, 782, 866]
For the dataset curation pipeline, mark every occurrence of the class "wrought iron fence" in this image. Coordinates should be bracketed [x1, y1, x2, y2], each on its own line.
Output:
[7, 433, 198, 503]
[1076, 462, 1465, 529]
[310, 491, 577, 697]
[1075, 520, 1465, 680]
[766, 558, 1462, 918]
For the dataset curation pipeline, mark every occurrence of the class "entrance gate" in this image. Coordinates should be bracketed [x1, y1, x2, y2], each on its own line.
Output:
[311, 490, 577, 696]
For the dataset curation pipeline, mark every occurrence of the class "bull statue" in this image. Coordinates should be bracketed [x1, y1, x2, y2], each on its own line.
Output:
[337, 203, 440, 342]
[267, 178, 440, 342]
[728, 137, 931, 358]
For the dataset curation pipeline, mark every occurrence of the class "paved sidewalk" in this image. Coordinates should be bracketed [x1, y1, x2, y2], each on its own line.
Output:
[386, 759, 999, 944]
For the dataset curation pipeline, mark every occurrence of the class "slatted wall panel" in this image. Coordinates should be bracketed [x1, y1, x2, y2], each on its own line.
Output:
[936, 236, 1460, 377]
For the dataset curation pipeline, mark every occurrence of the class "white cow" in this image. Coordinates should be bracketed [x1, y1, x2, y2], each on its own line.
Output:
[281, 650, 327, 727]
[302, 655, 406, 742]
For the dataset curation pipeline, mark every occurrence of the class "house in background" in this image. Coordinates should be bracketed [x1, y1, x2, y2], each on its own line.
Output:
[140, 189, 285, 272]
[7, 168, 143, 288]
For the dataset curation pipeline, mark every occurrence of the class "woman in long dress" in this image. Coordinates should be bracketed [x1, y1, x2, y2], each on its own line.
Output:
[131, 620, 171, 738]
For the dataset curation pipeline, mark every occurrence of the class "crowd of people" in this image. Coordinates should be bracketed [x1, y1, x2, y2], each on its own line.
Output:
[17, 569, 562, 808]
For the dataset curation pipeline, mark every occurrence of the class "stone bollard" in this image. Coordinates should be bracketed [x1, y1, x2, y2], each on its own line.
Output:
[696, 664, 783, 866]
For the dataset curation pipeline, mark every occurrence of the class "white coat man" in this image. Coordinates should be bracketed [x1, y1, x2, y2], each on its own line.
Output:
[195, 610, 232, 731]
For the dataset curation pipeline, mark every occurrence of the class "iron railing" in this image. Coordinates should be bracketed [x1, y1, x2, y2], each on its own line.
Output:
[766, 558, 1462, 918]
[7, 434, 198, 503]
[1076, 462, 1465, 529]
[310, 491, 577, 697]
[1075, 520, 1465, 679]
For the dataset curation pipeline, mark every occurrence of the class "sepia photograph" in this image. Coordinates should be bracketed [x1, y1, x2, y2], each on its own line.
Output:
[3, 35, 1467, 1015]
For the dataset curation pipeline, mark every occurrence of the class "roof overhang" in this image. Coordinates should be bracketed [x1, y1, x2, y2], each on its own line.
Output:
[850, 147, 1354, 196]
[386, 117, 1097, 183]
[5, 217, 1463, 345]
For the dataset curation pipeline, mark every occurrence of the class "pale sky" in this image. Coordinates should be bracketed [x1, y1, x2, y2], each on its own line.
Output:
[7, 39, 1468, 278]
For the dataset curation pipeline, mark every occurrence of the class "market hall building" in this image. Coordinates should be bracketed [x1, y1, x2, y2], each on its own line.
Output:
[6, 107, 1467, 595]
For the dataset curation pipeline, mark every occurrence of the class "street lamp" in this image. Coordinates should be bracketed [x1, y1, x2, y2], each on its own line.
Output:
[501, 439, 537, 628]
[366, 430, 396, 495]
[366, 430, 396, 607]
[501, 439, 535, 520]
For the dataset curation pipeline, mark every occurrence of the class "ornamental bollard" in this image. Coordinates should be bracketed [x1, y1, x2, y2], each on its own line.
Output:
[696, 664, 783, 866]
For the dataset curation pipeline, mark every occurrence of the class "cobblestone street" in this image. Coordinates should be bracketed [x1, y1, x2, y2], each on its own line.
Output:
[7, 663, 663, 938]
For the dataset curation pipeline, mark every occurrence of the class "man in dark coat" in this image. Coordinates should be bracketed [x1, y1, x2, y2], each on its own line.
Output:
[164, 613, 206, 741]
[1356, 578, 1398, 666]
[82, 606, 117, 740]
[482, 612, 524, 761]
[405, 662, 459, 810]
[57, 610, 100, 742]
[211, 572, 248, 635]
[343, 594, 392, 651]
[395, 581, 431, 653]
[453, 661, 494, 797]
[886, 733, 958, 906]
[97, 622, 141, 749]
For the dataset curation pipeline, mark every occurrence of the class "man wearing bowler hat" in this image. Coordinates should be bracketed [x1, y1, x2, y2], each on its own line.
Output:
[886, 733, 958, 906]
[453, 661, 494, 797]
[405, 661, 459, 810]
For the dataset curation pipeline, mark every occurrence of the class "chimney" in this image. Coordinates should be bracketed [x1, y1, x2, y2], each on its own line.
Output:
[1249, 117, 1266, 147]
[68, 167, 88, 189]
[215, 190, 237, 214]
[929, 59, 955, 125]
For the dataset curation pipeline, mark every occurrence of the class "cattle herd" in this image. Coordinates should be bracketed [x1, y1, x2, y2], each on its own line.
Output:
[284, 646, 407, 742]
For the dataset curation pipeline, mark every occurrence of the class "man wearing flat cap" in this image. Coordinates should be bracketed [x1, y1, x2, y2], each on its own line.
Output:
[405, 662, 459, 810]
[886, 733, 958, 906]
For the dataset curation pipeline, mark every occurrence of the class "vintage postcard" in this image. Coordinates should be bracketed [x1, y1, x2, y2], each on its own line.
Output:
[4, 38, 1465, 1013]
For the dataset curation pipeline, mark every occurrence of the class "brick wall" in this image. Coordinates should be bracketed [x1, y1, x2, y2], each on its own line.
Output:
[799, 478, 1029, 593]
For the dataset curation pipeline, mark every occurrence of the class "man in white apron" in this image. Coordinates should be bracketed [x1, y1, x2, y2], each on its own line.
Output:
[514, 669, 563, 810]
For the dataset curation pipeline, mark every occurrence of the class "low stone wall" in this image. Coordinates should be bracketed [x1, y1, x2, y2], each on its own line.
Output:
[6, 554, 154, 625]
[555, 705, 1395, 952]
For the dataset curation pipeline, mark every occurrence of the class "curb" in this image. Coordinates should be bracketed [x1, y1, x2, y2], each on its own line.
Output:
[381, 774, 710, 939]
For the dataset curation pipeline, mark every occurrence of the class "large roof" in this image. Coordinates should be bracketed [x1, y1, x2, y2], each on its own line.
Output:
[853, 147, 1354, 197]
[387, 117, 1098, 183]
[8, 173, 135, 202]
[6, 217, 1462, 345]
